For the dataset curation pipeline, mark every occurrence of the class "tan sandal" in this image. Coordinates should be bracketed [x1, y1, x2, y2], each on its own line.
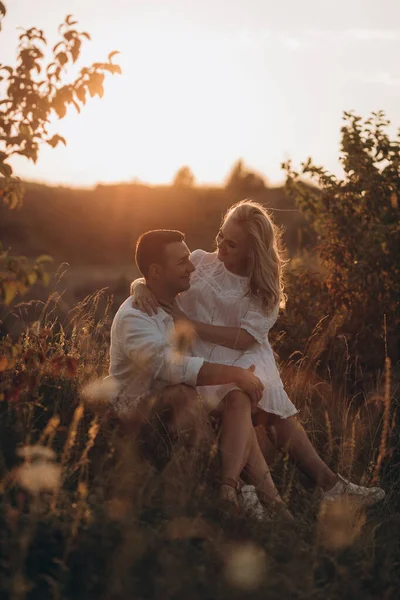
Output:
[219, 477, 240, 516]
[256, 489, 294, 521]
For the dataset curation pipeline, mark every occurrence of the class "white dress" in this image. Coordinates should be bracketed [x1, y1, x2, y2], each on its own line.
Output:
[178, 249, 298, 418]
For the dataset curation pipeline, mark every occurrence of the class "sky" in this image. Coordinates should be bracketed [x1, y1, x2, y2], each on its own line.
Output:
[1, 0, 400, 187]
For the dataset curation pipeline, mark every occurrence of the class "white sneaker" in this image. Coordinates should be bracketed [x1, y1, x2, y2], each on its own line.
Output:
[322, 474, 385, 506]
[238, 485, 270, 521]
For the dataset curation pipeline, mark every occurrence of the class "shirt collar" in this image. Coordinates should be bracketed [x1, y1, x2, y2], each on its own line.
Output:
[156, 307, 172, 324]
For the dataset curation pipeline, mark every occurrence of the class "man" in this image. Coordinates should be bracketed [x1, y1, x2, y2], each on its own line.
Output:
[107, 229, 283, 512]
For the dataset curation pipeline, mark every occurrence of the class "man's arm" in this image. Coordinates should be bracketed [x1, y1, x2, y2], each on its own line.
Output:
[196, 362, 264, 405]
[119, 312, 263, 404]
[119, 311, 203, 387]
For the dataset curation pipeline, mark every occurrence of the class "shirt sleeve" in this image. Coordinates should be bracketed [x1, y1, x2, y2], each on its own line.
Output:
[189, 249, 207, 268]
[240, 300, 279, 344]
[117, 312, 204, 387]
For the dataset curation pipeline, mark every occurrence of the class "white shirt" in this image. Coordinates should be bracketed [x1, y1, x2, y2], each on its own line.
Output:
[107, 296, 204, 415]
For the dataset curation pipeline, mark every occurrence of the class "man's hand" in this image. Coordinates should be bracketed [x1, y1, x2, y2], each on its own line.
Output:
[234, 365, 264, 408]
[131, 283, 159, 316]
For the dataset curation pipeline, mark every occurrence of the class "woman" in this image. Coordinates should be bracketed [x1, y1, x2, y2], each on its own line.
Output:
[131, 200, 385, 510]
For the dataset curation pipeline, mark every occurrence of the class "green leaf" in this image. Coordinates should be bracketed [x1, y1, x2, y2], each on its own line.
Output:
[53, 42, 63, 53]
[53, 99, 67, 119]
[47, 134, 67, 148]
[35, 255, 54, 264]
[111, 64, 122, 75]
[75, 86, 86, 104]
[3, 281, 17, 306]
[0, 162, 12, 177]
[42, 272, 51, 287]
[108, 50, 120, 62]
[27, 272, 37, 285]
[71, 39, 81, 62]
[56, 52, 68, 67]
[9, 191, 19, 210]
[0, 65, 13, 75]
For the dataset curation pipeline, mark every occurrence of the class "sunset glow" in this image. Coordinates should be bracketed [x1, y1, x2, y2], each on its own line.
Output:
[2, 0, 400, 187]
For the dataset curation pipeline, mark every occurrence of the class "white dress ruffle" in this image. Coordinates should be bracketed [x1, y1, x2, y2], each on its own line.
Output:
[178, 249, 298, 418]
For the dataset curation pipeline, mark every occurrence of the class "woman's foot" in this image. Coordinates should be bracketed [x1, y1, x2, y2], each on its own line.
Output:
[219, 478, 240, 516]
[256, 489, 294, 521]
[322, 474, 385, 506]
[238, 485, 271, 521]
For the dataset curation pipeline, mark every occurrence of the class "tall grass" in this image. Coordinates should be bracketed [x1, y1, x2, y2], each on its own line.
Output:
[0, 289, 398, 600]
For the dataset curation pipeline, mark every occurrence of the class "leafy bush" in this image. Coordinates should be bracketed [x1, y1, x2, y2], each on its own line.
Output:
[283, 112, 400, 372]
[0, 3, 120, 307]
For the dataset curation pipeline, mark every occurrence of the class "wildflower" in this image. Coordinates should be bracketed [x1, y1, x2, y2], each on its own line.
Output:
[65, 355, 78, 378]
[31, 321, 41, 336]
[81, 376, 118, 408]
[224, 542, 266, 590]
[16, 462, 61, 494]
[317, 496, 366, 550]
[165, 516, 217, 541]
[16, 445, 56, 462]
[169, 319, 196, 356]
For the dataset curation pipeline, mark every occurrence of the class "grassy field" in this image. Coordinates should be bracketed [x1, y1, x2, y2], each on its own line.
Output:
[0, 287, 398, 600]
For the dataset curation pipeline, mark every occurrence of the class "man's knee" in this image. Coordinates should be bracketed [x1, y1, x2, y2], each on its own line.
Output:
[161, 384, 198, 408]
[223, 390, 252, 412]
[159, 385, 204, 435]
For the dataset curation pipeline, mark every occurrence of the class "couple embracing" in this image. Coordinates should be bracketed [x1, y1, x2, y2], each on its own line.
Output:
[106, 199, 384, 519]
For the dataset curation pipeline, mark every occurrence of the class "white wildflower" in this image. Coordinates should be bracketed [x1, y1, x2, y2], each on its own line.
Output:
[16, 462, 61, 494]
[80, 376, 118, 406]
[16, 445, 56, 462]
[224, 541, 266, 590]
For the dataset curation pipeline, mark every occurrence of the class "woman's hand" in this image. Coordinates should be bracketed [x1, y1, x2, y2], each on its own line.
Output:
[131, 283, 159, 316]
[235, 365, 264, 408]
[162, 301, 189, 324]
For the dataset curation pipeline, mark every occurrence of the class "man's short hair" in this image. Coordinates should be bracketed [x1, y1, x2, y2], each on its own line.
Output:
[135, 229, 185, 277]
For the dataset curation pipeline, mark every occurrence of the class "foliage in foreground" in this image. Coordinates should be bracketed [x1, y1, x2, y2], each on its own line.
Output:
[0, 291, 398, 600]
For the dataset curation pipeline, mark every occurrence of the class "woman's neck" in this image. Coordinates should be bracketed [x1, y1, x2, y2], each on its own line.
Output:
[224, 260, 249, 277]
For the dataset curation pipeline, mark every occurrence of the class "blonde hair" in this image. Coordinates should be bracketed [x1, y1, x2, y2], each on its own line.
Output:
[223, 199, 286, 312]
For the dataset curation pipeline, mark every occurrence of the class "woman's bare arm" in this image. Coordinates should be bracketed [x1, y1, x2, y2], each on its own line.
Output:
[192, 321, 256, 351]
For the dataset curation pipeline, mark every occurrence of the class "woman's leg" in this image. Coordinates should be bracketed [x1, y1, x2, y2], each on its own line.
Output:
[255, 411, 337, 492]
[219, 391, 254, 490]
[219, 391, 285, 508]
[244, 428, 291, 515]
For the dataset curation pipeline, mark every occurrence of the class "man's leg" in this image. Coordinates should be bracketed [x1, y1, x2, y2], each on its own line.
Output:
[157, 384, 213, 449]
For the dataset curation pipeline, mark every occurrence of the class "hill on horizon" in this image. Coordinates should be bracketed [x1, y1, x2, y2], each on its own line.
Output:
[0, 180, 313, 269]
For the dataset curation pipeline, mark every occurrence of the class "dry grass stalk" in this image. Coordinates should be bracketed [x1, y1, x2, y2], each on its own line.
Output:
[74, 416, 100, 472]
[61, 404, 85, 467]
[38, 416, 61, 446]
[324, 409, 333, 459]
[372, 357, 392, 484]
